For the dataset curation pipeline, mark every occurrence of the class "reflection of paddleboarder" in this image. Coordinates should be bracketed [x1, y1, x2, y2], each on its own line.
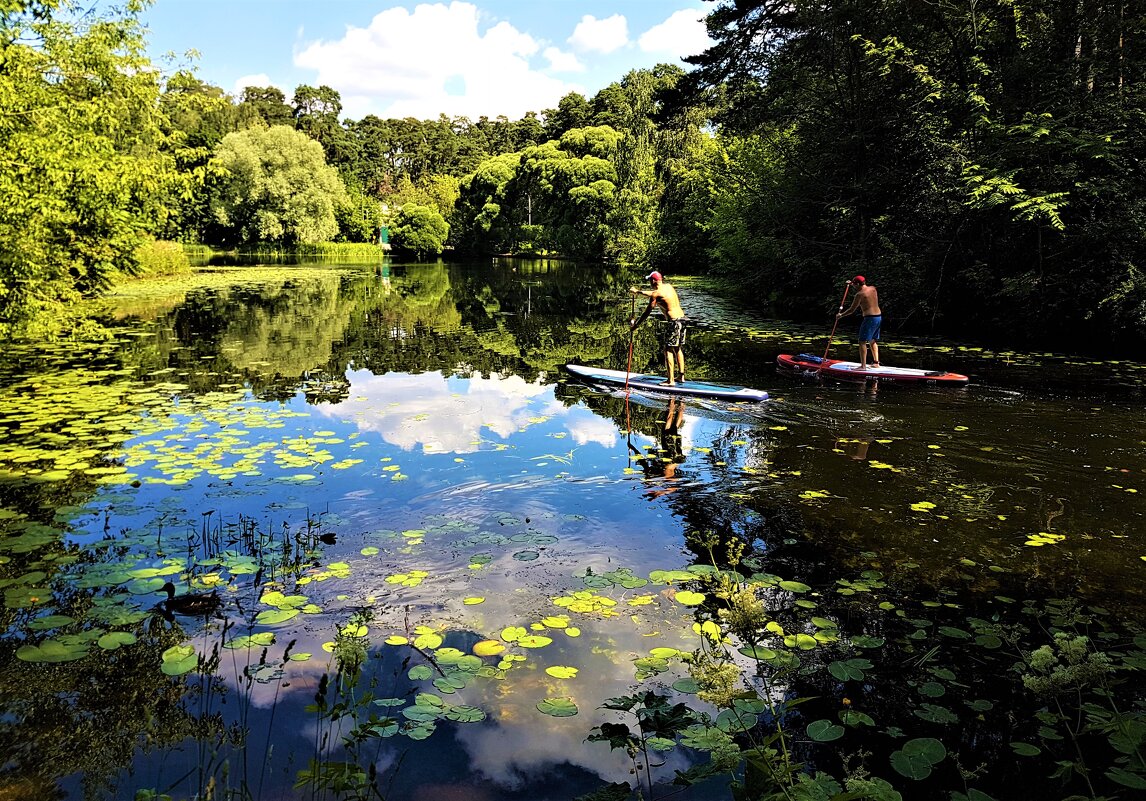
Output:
[630, 397, 687, 497]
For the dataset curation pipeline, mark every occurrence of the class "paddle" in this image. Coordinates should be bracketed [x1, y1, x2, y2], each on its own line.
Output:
[820, 280, 852, 369]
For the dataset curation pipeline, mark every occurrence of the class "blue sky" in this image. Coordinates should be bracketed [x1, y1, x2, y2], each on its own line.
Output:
[140, 0, 714, 120]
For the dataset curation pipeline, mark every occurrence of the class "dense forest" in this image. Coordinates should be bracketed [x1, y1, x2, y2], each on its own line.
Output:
[2, 0, 1144, 350]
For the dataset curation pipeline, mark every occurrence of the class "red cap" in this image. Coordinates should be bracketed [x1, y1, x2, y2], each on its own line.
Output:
[852, 275, 865, 284]
[646, 271, 663, 282]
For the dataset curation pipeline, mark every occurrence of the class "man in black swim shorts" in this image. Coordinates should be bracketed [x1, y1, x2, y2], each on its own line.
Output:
[630, 271, 688, 385]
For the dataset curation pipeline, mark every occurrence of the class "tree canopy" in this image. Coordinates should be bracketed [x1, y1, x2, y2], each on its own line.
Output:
[0, 0, 175, 337]
[207, 125, 348, 246]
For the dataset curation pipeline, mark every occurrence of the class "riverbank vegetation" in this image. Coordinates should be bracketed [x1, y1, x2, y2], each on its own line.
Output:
[2, 0, 1144, 349]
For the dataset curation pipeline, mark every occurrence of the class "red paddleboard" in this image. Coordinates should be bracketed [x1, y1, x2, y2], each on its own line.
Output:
[777, 353, 969, 385]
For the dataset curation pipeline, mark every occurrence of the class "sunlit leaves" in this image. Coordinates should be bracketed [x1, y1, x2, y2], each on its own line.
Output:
[17, 639, 91, 663]
[516, 635, 553, 649]
[160, 645, 198, 676]
[385, 570, 429, 587]
[413, 631, 443, 649]
[553, 591, 618, 616]
[473, 640, 504, 656]
[545, 666, 579, 679]
[501, 626, 526, 642]
[96, 631, 137, 651]
[226, 633, 275, 650]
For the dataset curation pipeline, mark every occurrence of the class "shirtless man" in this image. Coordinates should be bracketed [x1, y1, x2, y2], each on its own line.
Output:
[836, 275, 882, 368]
[630, 271, 687, 385]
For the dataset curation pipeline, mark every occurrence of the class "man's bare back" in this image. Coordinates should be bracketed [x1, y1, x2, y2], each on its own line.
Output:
[648, 282, 685, 320]
[854, 284, 881, 316]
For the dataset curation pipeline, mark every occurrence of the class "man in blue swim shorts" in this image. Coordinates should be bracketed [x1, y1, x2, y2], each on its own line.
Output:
[836, 275, 882, 369]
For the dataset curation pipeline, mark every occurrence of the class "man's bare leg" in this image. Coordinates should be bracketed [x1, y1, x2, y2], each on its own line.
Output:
[676, 349, 685, 383]
[870, 341, 880, 366]
[859, 343, 869, 369]
[665, 350, 676, 385]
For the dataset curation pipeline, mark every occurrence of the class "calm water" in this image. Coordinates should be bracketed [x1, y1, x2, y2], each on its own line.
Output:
[1, 259, 1143, 801]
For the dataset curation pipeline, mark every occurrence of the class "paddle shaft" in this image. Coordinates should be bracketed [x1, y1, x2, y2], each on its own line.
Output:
[625, 293, 636, 391]
[820, 281, 852, 366]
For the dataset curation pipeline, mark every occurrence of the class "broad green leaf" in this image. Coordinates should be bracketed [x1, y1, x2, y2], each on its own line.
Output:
[536, 697, 578, 717]
[806, 720, 844, 742]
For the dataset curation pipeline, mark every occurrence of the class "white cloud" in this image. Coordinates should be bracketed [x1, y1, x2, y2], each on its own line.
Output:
[316, 370, 553, 454]
[565, 415, 617, 448]
[232, 73, 276, 96]
[637, 8, 713, 56]
[292, 1, 578, 119]
[567, 14, 629, 54]
[543, 46, 585, 73]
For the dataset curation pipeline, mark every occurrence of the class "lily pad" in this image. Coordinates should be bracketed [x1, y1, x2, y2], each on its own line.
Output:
[473, 640, 505, 656]
[161, 644, 198, 676]
[536, 697, 578, 717]
[97, 631, 137, 650]
[807, 719, 844, 742]
[674, 590, 706, 606]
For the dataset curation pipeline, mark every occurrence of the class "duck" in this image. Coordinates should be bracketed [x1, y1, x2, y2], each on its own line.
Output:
[157, 581, 222, 617]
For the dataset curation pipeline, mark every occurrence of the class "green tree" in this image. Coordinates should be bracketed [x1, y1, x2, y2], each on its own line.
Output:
[292, 84, 359, 169]
[156, 71, 244, 242]
[390, 204, 449, 257]
[0, 0, 175, 337]
[207, 125, 348, 246]
[453, 152, 523, 254]
[239, 85, 293, 127]
[544, 92, 592, 139]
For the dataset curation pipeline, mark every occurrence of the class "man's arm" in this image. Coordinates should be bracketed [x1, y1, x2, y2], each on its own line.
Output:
[630, 290, 656, 328]
[838, 295, 860, 318]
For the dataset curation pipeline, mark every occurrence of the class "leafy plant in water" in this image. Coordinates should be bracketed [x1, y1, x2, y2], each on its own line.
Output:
[298, 612, 389, 801]
[588, 691, 705, 799]
[1016, 602, 1146, 795]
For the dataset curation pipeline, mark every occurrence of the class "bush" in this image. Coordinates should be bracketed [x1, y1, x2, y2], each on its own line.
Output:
[132, 239, 191, 277]
[390, 205, 450, 257]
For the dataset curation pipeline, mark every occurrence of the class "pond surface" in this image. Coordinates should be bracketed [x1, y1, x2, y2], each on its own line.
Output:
[1, 259, 1143, 801]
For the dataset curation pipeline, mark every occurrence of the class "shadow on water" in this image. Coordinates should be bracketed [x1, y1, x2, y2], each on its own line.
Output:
[0, 259, 1143, 800]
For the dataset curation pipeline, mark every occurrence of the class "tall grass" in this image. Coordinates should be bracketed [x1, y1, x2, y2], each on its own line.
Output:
[132, 239, 192, 276]
[238, 242, 385, 257]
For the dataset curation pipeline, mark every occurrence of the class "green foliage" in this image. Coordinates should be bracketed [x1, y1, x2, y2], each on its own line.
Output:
[238, 85, 293, 127]
[0, 0, 176, 337]
[390, 204, 449, 257]
[334, 187, 383, 243]
[678, 0, 1146, 350]
[207, 125, 348, 246]
[129, 239, 190, 278]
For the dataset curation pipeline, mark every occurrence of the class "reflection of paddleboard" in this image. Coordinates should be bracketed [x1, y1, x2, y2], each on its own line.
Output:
[777, 353, 970, 385]
[565, 364, 768, 402]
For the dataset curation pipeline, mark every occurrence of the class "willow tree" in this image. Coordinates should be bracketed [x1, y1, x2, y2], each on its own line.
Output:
[0, 0, 175, 337]
[207, 125, 348, 246]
